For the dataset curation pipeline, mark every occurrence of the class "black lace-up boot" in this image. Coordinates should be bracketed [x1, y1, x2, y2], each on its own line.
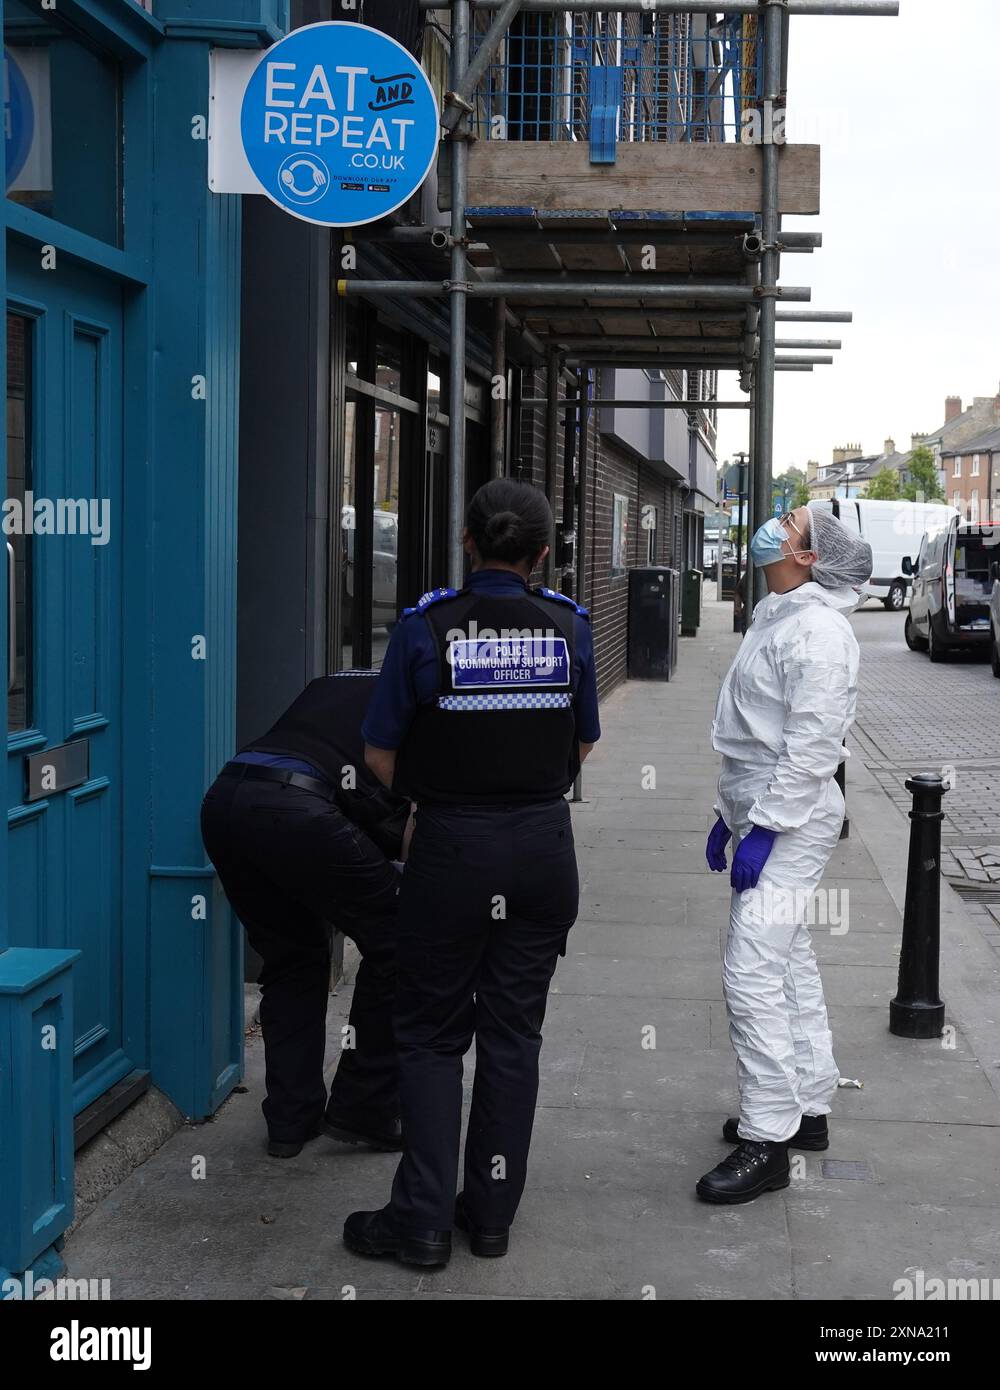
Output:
[696, 1140, 791, 1204]
[722, 1113, 829, 1151]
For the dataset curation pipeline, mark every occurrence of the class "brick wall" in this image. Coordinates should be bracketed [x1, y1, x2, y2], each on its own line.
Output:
[516, 364, 690, 699]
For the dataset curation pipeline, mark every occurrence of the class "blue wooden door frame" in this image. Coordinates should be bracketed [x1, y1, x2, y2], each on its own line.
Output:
[5, 253, 133, 1113]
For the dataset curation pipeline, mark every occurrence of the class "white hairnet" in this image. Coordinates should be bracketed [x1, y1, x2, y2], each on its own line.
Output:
[805, 504, 874, 589]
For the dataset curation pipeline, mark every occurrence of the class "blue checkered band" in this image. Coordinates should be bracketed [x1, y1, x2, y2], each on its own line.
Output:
[437, 692, 573, 712]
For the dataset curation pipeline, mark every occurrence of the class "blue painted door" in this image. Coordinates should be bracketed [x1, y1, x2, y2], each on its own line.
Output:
[5, 242, 132, 1113]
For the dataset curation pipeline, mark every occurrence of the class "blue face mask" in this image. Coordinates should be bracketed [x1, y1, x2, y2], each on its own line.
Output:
[749, 516, 809, 568]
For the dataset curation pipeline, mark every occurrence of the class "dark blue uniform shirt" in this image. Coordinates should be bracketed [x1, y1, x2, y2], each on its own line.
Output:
[362, 569, 602, 750]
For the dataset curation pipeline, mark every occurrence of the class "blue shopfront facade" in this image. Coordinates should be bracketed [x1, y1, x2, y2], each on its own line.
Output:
[0, 0, 289, 1283]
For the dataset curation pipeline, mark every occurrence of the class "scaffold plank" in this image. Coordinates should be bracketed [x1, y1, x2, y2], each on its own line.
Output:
[457, 143, 821, 216]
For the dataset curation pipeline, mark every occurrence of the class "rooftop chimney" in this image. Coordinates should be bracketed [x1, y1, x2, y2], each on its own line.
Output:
[945, 396, 962, 422]
[832, 444, 864, 466]
[884, 437, 896, 457]
[911, 433, 928, 452]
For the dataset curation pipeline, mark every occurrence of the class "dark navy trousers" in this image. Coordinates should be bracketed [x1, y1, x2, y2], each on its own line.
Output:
[389, 798, 579, 1232]
[201, 772, 400, 1142]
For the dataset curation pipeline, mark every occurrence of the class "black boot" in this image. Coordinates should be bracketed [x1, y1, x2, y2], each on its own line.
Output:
[696, 1140, 790, 1205]
[454, 1192, 510, 1258]
[266, 1124, 323, 1159]
[322, 1110, 403, 1151]
[722, 1113, 829, 1151]
[343, 1207, 451, 1268]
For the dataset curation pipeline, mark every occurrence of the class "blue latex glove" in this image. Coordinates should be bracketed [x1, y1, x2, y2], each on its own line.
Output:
[730, 826, 778, 892]
[706, 816, 732, 872]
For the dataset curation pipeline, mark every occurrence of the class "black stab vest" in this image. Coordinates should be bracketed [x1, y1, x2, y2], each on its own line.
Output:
[394, 589, 581, 806]
[241, 673, 409, 857]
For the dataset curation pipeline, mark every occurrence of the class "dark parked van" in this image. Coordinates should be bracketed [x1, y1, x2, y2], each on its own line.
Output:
[904, 519, 994, 662]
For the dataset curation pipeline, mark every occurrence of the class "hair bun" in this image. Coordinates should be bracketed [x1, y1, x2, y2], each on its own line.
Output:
[484, 509, 521, 544]
[465, 480, 553, 566]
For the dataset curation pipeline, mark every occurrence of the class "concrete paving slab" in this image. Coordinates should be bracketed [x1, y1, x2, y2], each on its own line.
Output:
[787, 1197, 1000, 1301]
[543, 992, 712, 1051]
[553, 954, 725, 1000]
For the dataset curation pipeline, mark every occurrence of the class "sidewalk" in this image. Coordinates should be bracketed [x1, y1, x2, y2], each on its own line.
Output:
[65, 597, 1000, 1300]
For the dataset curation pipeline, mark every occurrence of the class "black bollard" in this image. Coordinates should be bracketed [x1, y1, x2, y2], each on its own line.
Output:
[835, 761, 849, 841]
[889, 773, 947, 1038]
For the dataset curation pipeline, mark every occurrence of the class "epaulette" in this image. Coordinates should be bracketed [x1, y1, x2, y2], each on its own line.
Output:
[400, 586, 460, 619]
[534, 585, 590, 620]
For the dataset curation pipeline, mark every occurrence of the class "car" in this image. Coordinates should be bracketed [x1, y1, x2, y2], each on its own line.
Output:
[903, 518, 993, 661]
[990, 560, 1000, 678]
[341, 505, 399, 634]
[827, 498, 958, 610]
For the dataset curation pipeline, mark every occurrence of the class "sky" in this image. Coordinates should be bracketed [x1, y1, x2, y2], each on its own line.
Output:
[714, 0, 1000, 475]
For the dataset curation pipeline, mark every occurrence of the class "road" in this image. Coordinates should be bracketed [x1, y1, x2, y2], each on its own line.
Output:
[848, 600, 1000, 950]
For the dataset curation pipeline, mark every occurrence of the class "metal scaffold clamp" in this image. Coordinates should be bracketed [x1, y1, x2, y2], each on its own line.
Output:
[444, 90, 475, 116]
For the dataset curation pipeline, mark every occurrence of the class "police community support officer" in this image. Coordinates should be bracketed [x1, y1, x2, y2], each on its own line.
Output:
[201, 673, 410, 1158]
[343, 479, 601, 1268]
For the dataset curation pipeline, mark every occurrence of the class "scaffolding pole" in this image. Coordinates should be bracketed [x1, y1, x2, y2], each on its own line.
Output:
[491, 296, 507, 478]
[753, 0, 784, 608]
[446, 0, 471, 585]
[338, 281, 812, 302]
[422, 1, 899, 13]
[522, 399, 752, 410]
[550, 355, 831, 369]
[573, 363, 590, 802]
[545, 348, 562, 586]
[776, 310, 854, 322]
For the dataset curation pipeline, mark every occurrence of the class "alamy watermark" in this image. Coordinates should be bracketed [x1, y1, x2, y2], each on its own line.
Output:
[1, 1272, 110, 1300]
[2, 493, 111, 546]
[893, 1267, 1000, 1301]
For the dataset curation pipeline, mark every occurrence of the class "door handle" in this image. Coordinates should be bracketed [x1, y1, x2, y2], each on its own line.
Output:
[7, 540, 15, 695]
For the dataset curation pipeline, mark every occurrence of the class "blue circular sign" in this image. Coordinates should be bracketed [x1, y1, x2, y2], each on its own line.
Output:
[5, 51, 34, 189]
[241, 22, 440, 228]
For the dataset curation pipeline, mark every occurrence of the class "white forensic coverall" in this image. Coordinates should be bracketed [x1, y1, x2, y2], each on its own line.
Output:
[711, 581, 861, 1143]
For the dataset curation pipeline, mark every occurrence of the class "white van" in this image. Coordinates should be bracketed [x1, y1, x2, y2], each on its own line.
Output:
[824, 498, 959, 610]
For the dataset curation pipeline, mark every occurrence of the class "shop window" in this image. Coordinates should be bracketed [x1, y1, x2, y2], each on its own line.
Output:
[341, 308, 422, 669]
[5, 0, 123, 246]
[340, 400, 358, 670]
[372, 406, 403, 669]
[427, 365, 444, 417]
[376, 337, 402, 398]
